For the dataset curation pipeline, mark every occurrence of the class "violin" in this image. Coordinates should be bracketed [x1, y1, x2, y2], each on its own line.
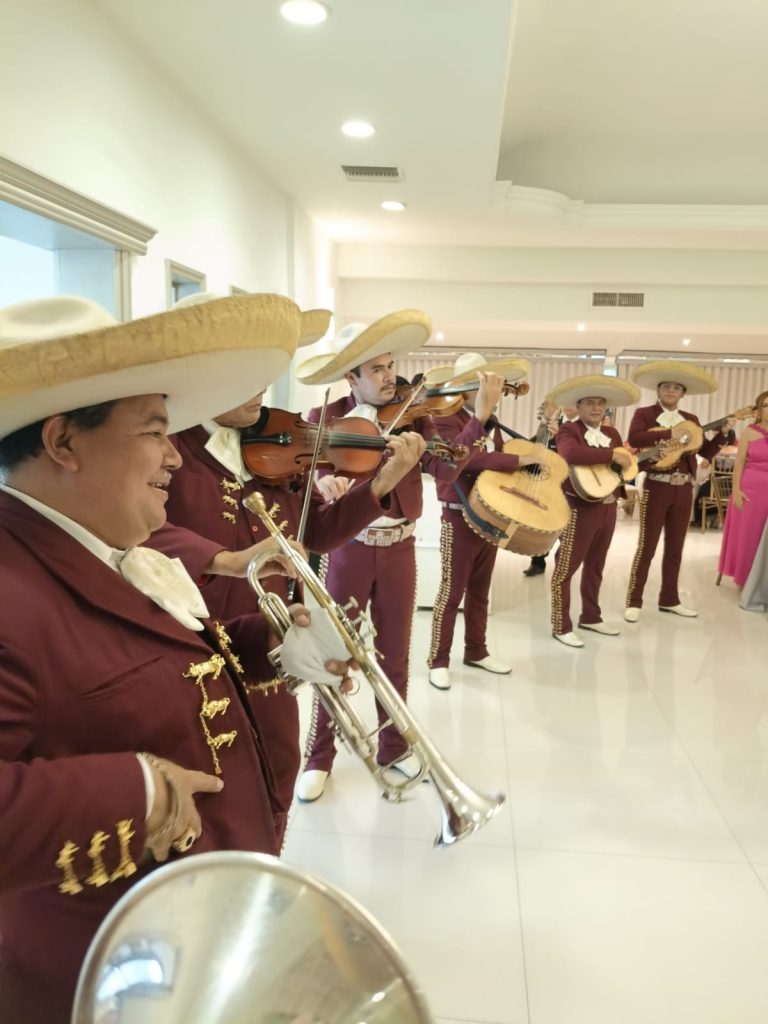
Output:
[240, 406, 466, 482]
[374, 384, 464, 428]
[426, 378, 530, 401]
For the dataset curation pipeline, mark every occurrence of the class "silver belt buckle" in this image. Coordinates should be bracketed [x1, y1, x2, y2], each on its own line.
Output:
[603, 494, 617, 504]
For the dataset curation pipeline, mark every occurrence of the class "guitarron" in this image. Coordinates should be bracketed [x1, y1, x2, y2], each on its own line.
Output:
[464, 404, 570, 555]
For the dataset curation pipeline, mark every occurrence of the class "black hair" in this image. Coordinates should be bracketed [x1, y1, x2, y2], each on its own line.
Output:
[0, 400, 118, 473]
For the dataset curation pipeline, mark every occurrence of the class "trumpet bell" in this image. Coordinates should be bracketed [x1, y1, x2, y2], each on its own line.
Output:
[73, 851, 434, 1023]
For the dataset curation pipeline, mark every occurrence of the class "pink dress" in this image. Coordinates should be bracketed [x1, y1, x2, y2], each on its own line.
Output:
[718, 426, 768, 586]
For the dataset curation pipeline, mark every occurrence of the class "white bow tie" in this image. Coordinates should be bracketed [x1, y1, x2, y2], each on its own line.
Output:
[656, 409, 684, 428]
[113, 546, 210, 631]
[205, 426, 252, 483]
[584, 426, 611, 448]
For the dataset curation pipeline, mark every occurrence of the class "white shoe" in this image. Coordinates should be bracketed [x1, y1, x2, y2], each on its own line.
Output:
[579, 621, 621, 636]
[464, 655, 512, 675]
[624, 608, 640, 623]
[429, 667, 451, 691]
[385, 753, 425, 781]
[296, 769, 329, 803]
[659, 604, 698, 618]
[554, 632, 585, 649]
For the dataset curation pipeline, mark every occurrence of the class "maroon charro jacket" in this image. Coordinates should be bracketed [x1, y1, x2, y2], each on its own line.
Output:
[0, 492, 280, 1015]
[308, 395, 486, 520]
[430, 408, 521, 502]
[151, 423, 391, 618]
[627, 403, 726, 476]
[556, 420, 625, 505]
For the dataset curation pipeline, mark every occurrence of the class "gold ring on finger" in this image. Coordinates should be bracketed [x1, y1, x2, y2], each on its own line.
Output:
[171, 828, 197, 854]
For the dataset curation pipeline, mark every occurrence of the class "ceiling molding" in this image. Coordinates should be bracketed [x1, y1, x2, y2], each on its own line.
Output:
[0, 157, 156, 254]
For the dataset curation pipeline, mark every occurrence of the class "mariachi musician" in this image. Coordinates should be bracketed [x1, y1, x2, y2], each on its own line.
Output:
[546, 374, 640, 648]
[624, 360, 734, 621]
[149, 294, 426, 842]
[425, 352, 544, 691]
[293, 311, 500, 803]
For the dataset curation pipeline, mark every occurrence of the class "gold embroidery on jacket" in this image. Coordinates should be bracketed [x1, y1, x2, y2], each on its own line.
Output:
[85, 830, 111, 887]
[214, 622, 244, 675]
[245, 677, 284, 696]
[202, 697, 231, 718]
[221, 511, 237, 523]
[56, 840, 84, 895]
[111, 819, 137, 882]
[221, 494, 239, 507]
[184, 653, 236, 773]
[220, 478, 241, 492]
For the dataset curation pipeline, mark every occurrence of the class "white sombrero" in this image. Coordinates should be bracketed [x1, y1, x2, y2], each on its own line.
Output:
[424, 352, 530, 389]
[174, 291, 330, 348]
[545, 374, 640, 408]
[296, 309, 431, 385]
[0, 294, 302, 440]
[630, 359, 718, 396]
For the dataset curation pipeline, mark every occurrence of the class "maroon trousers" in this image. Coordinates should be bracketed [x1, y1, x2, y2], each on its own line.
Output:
[304, 538, 415, 772]
[551, 499, 617, 635]
[626, 479, 694, 609]
[428, 508, 497, 668]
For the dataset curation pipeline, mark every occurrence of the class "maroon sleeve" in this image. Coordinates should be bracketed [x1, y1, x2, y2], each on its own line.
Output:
[0, 646, 146, 895]
[698, 414, 728, 461]
[148, 522, 224, 583]
[418, 413, 489, 481]
[220, 613, 277, 686]
[303, 480, 388, 553]
[556, 422, 620, 466]
[628, 406, 671, 448]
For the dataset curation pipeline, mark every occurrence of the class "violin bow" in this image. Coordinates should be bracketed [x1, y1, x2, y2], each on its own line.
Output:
[381, 379, 427, 435]
[286, 387, 330, 602]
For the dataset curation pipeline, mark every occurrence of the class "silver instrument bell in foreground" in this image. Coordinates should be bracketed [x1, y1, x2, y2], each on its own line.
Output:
[72, 851, 434, 1024]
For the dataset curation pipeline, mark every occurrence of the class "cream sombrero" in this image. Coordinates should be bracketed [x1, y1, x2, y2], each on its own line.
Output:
[0, 294, 301, 440]
[545, 374, 640, 408]
[296, 309, 431, 385]
[424, 352, 529, 389]
[174, 290, 330, 347]
[630, 359, 718, 396]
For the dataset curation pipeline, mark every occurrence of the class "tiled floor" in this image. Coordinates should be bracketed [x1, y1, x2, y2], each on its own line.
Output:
[283, 519, 768, 1024]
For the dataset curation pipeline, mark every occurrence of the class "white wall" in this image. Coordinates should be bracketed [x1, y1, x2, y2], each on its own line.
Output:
[0, 0, 334, 395]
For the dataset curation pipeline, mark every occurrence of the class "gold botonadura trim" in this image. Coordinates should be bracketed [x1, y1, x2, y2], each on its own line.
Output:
[55, 819, 137, 896]
[428, 518, 455, 667]
[220, 478, 241, 492]
[183, 653, 237, 774]
[626, 490, 650, 608]
[550, 507, 579, 635]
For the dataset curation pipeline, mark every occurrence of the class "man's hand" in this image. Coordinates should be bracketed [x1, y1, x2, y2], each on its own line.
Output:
[519, 448, 549, 468]
[315, 475, 353, 503]
[473, 371, 505, 424]
[144, 756, 223, 862]
[205, 537, 305, 579]
[370, 432, 426, 498]
[732, 487, 749, 511]
[720, 416, 737, 435]
[279, 604, 357, 692]
[613, 448, 634, 469]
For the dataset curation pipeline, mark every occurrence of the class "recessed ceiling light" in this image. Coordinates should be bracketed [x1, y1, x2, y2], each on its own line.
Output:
[435, 331, 445, 341]
[682, 338, 691, 346]
[381, 200, 405, 212]
[341, 120, 375, 138]
[576, 323, 586, 332]
[280, 1, 329, 25]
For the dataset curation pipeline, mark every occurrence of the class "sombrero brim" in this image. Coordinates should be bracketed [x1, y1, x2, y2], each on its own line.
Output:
[298, 309, 332, 348]
[423, 365, 456, 388]
[0, 294, 301, 438]
[630, 360, 718, 396]
[296, 309, 431, 385]
[545, 374, 641, 408]
[450, 357, 530, 385]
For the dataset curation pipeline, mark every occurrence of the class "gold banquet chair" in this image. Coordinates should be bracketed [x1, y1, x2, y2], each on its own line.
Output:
[73, 851, 434, 1024]
[701, 468, 734, 533]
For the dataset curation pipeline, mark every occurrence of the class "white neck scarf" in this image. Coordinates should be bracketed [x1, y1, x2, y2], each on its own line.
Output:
[584, 426, 611, 448]
[112, 546, 210, 631]
[204, 424, 252, 482]
[656, 407, 684, 428]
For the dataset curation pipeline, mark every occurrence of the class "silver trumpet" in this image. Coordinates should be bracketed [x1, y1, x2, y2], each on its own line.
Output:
[244, 492, 505, 847]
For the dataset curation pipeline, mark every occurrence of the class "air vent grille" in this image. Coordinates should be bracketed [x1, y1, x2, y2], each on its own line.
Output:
[592, 292, 645, 308]
[342, 165, 404, 183]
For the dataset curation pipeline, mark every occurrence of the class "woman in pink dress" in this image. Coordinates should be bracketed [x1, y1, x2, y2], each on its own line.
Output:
[718, 390, 768, 587]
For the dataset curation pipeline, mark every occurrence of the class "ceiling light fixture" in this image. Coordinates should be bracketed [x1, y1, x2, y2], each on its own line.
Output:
[435, 331, 445, 341]
[576, 323, 586, 332]
[381, 200, 405, 212]
[682, 338, 691, 346]
[280, 1, 329, 25]
[341, 120, 375, 138]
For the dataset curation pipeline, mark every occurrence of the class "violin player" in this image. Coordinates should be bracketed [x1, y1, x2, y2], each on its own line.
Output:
[294, 311, 498, 803]
[149, 293, 426, 843]
[424, 352, 544, 692]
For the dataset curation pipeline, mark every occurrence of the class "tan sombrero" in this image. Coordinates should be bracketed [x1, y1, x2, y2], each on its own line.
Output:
[0, 294, 301, 439]
[424, 352, 529, 389]
[630, 359, 718, 396]
[175, 290, 330, 348]
[296, 309, 431, 385]
[545, 374, 640, 408]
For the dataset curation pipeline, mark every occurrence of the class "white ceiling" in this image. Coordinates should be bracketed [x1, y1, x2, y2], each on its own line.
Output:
[93, 0, 768, 356]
